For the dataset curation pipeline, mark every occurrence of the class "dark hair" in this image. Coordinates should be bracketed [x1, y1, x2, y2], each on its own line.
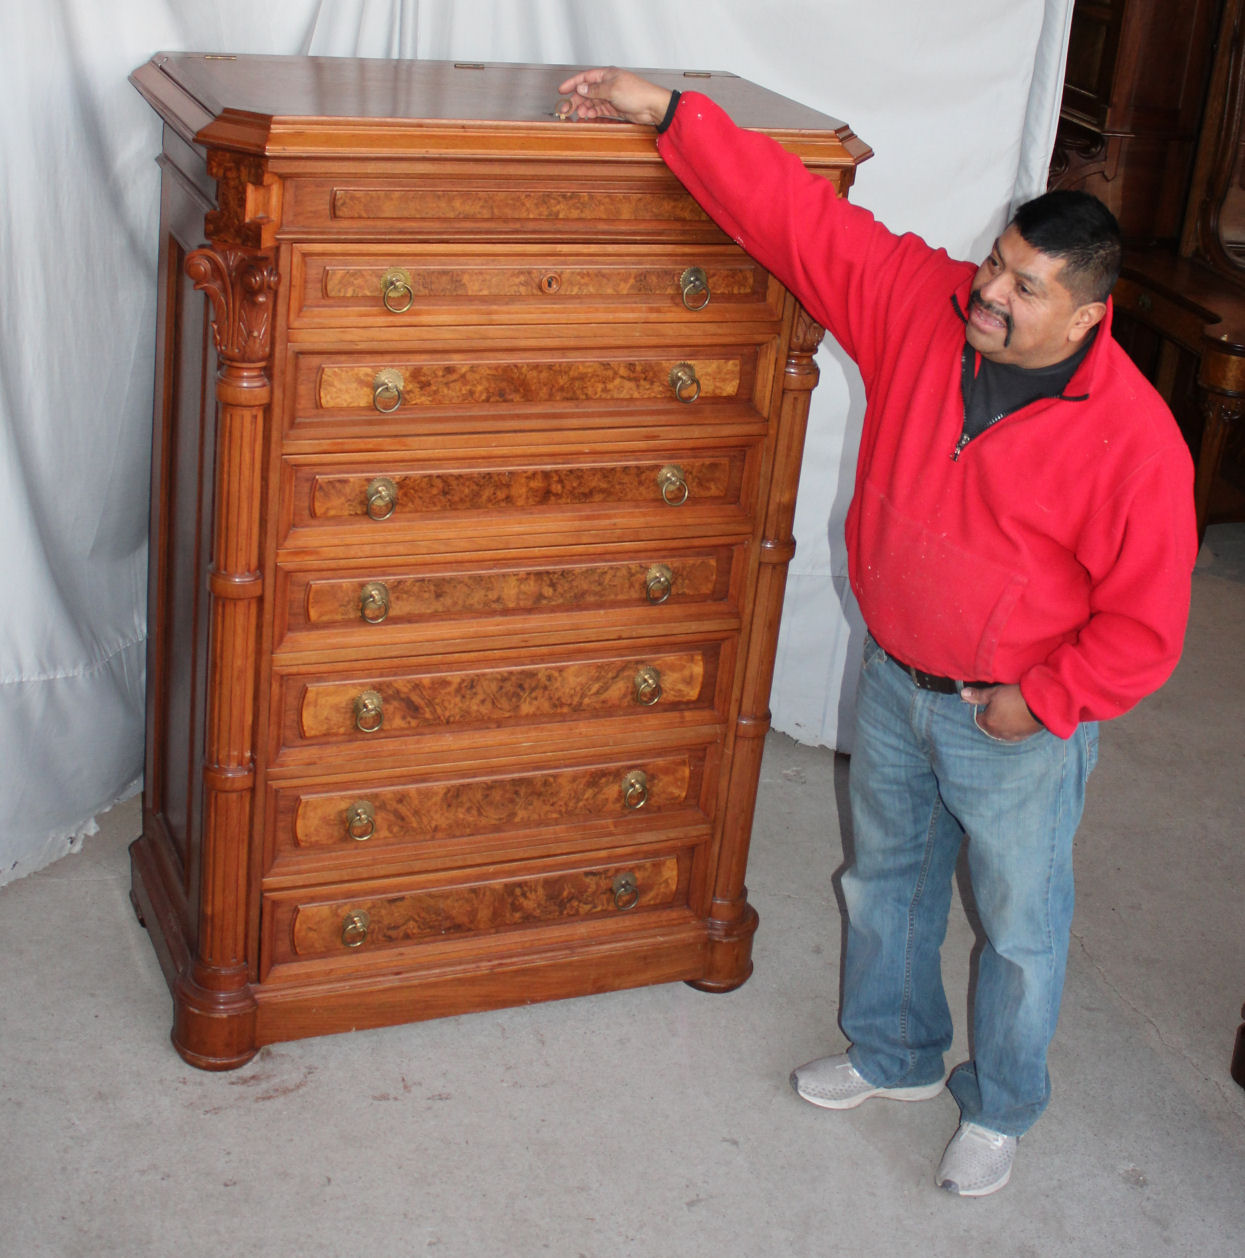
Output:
[1009, 190, 1122, 305]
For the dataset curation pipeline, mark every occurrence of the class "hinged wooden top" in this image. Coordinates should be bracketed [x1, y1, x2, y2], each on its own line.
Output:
[130, 52, 870, 169]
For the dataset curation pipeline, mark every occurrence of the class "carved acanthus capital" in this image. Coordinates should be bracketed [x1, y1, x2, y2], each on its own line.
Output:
[185, 247, 280, 365]
[790, 305, 826, 355]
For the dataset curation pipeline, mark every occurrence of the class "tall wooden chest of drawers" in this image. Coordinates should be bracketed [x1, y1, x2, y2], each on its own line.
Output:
[128, 53, 868, 1068]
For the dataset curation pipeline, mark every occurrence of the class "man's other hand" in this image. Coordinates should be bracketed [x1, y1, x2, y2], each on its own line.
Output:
[960, 683, 1044, 742]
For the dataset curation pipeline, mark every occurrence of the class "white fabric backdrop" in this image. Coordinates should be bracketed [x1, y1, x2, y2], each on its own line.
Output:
[0, 0, 1072, 883]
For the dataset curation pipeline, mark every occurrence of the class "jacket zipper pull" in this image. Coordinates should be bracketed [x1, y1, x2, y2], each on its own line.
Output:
[950, 432, 970, 462]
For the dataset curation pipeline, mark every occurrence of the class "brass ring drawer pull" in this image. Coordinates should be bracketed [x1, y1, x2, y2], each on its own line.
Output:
[622, 769, 649, 810]
[669, 362, 701, 403]
[365, 477, 398, 520]
[633, 665, 662, 706]
[359, 581, 391, 623]
[680, 266, 711, 311]
[341, 909, 371, 947]
[657, 464, 689, 507]
[346, 800, 376, 841]
[354, 689, 384, 733]
[373, 368, 404, 413]
[644, 564, 673, 604]
[380, 267, 414, 313]
[612, 872, 640, 911]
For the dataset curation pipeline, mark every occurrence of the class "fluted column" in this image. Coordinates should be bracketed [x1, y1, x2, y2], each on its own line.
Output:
[171, 245, 278, 1067]
[690, 304, 825, 992]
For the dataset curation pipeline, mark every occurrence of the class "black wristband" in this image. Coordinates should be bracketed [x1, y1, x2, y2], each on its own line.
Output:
[656, 90, 681, 134]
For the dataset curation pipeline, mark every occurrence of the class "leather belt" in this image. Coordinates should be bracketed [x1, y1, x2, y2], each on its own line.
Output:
[888, 653, 991, 694]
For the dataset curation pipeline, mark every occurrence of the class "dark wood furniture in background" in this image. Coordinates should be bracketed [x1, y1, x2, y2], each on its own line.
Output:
[1050, 0, 1221, 247]
[1053, 0, 1245, 1089]
[128, 53, 868, 1069]
[1052, 0, 1245, 539]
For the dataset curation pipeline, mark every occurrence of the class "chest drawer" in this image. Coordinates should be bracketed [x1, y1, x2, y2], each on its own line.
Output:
[277, 640, 728, 761]
[289, 244, 783, 327]
[274, 543, 744, 653]
[280, 445, 759, 552]
[285, 341, 777, 440]
[262, 844, 700, 975]
[265, 742, 716, 879]
[280, 169, 727, 242]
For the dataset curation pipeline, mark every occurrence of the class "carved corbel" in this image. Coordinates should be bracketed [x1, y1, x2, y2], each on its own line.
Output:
[204, 150, 282, 248]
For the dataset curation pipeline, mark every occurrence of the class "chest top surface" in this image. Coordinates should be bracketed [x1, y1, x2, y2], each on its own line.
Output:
[130, 52, 870, 166]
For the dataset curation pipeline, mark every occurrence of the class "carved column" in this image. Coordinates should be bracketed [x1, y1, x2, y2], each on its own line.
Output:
[689, 304, 825, 992]
[1196, 338, 1245, 539]
[171, 244, 278, 1068]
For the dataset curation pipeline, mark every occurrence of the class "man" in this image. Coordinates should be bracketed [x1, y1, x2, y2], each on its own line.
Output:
[558, 68, 1196, 1196]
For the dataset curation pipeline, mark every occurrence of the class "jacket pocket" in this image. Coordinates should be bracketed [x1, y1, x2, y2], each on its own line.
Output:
[850, 480, 1028, 681]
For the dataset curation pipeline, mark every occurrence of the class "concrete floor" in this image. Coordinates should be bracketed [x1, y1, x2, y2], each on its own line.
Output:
[2, 527, 1243, 1257]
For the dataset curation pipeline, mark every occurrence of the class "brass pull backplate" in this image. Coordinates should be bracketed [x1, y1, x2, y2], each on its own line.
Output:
[380, 267, 414, 313]
[365, 477, 398, 520]
[359, 581, 391, 624]
[341, 909, 371, 947]
[622, 769, 649, 810]
[354, 689, 384, 733]
[657, 464, 689, 507]
[645, 564, 674, 604]
[612, 872, 640, 910]
[633, 665, 662, 706]
[680, 266, 711, 311]
[668, 362, 701, 403]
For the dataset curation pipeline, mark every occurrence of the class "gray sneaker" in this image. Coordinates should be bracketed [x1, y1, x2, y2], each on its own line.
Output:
[789, 1052, 946, 1110]
[936, 1121, 1018, 1196]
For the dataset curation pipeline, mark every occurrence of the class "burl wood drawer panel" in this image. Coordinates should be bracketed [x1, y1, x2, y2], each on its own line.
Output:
[279, 641, 727, 754]
[263, 846, 698, 971]
[288, 244, 784, 327]
[273, 544, 744, 653]
[286, 342, 777, 439]
[280, 169, 730, 242]
[280, 446, 758, 551]
[266, 744, 715, 876]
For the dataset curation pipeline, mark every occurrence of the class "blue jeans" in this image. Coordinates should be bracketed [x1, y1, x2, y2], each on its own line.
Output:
[840, 636, 1098, 1136]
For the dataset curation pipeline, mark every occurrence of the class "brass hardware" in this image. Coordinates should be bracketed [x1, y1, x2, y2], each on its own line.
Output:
[540, 272, 562, 294]
[669, 362, 702, 403]
[1137, 293, 1154, 313]
[633, 664, 663, 706]
[341, 909, 371, 947]
[346, 800, 376, 841]
[657, 464, 689, 507]
[365, 477, 398, 520]
[679, 266, 711, 311]
[644, 564, 674, 605]
[622, 769, 649, 810]
[380, 267, 414, 313]
[612, 872, 640, 910]
[359, 581, 391, 624]
[354, 689, 384, 733]
[372, 368, 404, 413]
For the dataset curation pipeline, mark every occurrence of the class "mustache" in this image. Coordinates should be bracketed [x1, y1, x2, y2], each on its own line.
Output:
[969, 288, 1014, 347]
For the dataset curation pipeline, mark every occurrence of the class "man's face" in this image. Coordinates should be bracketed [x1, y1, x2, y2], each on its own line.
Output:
[965, 225, 1102, 368]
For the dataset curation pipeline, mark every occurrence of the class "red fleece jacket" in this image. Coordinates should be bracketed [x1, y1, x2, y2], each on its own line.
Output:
[657, 92, 1196, 737]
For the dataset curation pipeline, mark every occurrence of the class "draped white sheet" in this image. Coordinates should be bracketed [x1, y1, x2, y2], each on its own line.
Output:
[0, 0, 1072, 882]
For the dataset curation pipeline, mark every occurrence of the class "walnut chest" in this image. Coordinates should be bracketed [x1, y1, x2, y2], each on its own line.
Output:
[128, 52, 868, 1068]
